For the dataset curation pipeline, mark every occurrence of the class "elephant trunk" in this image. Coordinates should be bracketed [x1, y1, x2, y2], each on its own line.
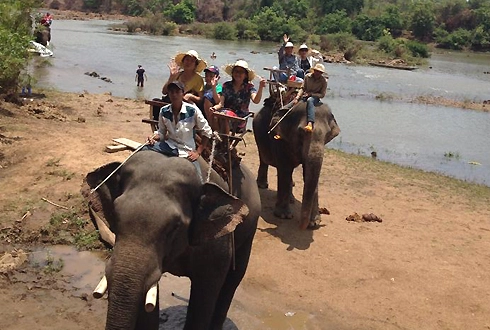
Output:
[105, 242, 160, 330]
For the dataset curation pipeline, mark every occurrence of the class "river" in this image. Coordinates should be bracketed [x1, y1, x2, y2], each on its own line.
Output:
[33, 19, 490, 186]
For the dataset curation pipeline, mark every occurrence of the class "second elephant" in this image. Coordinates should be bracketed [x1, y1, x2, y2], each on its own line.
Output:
[253, 97, 340, 229]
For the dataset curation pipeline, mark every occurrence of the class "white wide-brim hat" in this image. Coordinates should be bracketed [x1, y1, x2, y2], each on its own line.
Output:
[285, 41, 294, 48]
[224, 60, 256, 81]
[174, 50, 207, 73]
[299, 43, 308, 51]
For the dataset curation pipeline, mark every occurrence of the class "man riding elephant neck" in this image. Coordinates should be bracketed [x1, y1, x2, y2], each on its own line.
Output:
[148, 81, 212, 162]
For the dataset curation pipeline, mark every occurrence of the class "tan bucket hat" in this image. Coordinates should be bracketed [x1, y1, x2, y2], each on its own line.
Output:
[174, 50, 207, 73]
[224, 60, 256, 81]
[311, 63, 326, 73]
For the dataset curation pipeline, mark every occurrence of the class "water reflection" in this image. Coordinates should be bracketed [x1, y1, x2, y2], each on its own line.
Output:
[34, 20, 490, 186]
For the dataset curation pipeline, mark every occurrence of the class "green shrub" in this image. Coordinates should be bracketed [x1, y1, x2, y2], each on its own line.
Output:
[378, 34, 397, 53]
[318, 10, 352, 34]
[436, 28, 472, 49]
[161, 21, 178, 36]
[213, 22, 237, 40]
[235, 18, 259, 40]
[406, 40, 429, 57]
[320, 32, 357, 52]
[0, 0, 40, 97]
[164, 1, 195, 25]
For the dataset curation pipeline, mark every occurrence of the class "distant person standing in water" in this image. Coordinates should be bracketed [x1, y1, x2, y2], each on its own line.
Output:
[135, 65, 147, 87]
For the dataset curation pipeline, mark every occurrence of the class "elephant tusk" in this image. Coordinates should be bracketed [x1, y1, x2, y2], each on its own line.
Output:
[93, 275, 108, 299]
[145, 283, 158, 312]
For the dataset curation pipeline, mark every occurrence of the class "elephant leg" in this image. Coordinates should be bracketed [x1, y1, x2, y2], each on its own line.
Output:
[256, 160, 269, 189]
[274, 165, 294, 219]
[185, 245, 231, 330]
[209, 235, 254, 329]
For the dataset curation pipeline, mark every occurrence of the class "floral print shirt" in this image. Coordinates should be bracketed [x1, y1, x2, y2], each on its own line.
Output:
[221, 81, 257, 118]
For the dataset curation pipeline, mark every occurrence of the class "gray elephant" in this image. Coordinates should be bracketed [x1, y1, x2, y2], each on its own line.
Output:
[252, 97, 340, 229]
[81, 149, 261, 330]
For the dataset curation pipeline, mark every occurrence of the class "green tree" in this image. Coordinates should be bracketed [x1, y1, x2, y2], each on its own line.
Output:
[352, 14, 384, 41]
[318, 10, 352, 34]
[380, 5, 404, 37]
[312, 0, 364, 16]
[0, 0, 41, 97]
[410, 1, 436, 41]
[251, 6, 288, 41]
[164, 0, 195, 24]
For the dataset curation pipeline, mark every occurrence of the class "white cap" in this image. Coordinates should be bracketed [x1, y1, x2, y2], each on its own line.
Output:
[299, 44, 308, 50]
[285, 41, 294, 48]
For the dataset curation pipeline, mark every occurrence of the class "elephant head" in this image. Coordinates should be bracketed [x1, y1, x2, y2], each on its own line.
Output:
[81, 151, 251, 330]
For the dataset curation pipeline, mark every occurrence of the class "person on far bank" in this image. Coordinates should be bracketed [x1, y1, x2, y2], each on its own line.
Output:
[135, 65, 147, 87]
[147, 81, 212, 162]
[277, 34, 303, 82]
[279, 63, 328, 134]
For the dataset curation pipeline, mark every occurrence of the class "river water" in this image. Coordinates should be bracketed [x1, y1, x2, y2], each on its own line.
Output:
[34, 20, 490, 186]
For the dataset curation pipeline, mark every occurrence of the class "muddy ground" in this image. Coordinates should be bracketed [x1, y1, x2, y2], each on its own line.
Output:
[1, 91, 490, 329]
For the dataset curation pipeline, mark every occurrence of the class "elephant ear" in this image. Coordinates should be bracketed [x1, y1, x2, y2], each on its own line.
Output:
[80, 162, 122, 239]
[189, 182, 249, 246]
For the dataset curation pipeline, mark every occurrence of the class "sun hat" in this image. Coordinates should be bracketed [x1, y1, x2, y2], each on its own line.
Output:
[311, 63, 326, 73]
[174, 50, 207, 73]
[285, 41, 294, 48]
[299, 44, 308, 51]
[204, 65, 220, 76]
[167, 80, 185, 91]
[224, 60, 256, 81]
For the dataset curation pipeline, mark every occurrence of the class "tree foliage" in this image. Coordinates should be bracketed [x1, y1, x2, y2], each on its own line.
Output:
[0, 0, 41, 97]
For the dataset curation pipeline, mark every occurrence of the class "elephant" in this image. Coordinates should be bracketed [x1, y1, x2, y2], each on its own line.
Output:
[81, 149, 261, 330]
[252, 97, 340, 230]
[35, 27, 51, 46]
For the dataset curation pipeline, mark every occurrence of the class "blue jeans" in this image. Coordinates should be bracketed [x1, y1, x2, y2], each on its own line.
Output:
[306, 96, 321, 124]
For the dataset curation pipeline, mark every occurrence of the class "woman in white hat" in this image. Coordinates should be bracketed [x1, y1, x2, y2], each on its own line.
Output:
[162, 50, 207, 105]
[298, 43, 311, 73]
[210, 59, 266, 132]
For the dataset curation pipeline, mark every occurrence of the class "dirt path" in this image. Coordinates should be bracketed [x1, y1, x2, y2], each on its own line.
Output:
[1, 91, 490, 329]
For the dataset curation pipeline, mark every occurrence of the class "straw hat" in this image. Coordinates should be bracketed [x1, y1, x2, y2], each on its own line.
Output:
[311, 63, 326, 73]
[224, 60, 256, 81]
[174, 50, 207, 73]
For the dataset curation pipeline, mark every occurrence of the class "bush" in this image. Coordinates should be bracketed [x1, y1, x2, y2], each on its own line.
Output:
[252, 7, 288, 41]
[405, 40, 429, 57]
[213, 22, 237, 40]
[436, 28, 472, 49]
[320, 32, 357, 52]
[164, 1, 195, 25]
[235, 18, 259, 40]
[317, 10, 352, 34]
[0, 0, 39, 97]
[378, 34, 397, 53]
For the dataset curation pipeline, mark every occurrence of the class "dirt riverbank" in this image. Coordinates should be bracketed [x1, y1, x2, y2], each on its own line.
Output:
[1, 91, 490, 329]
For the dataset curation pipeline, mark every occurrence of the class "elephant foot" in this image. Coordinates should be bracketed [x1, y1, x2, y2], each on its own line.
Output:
[274, 207, 293, 219]
[257, 181, 269, 189]
[307, 215, 322, 230]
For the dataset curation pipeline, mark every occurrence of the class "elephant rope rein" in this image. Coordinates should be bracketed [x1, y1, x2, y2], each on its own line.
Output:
[206, 131, 237, 271]
[91, 133, 236, 306]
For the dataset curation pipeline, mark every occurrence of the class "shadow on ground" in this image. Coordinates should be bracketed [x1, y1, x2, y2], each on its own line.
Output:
[257, 188, 315, 250]
[158, 305, 238, 330]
